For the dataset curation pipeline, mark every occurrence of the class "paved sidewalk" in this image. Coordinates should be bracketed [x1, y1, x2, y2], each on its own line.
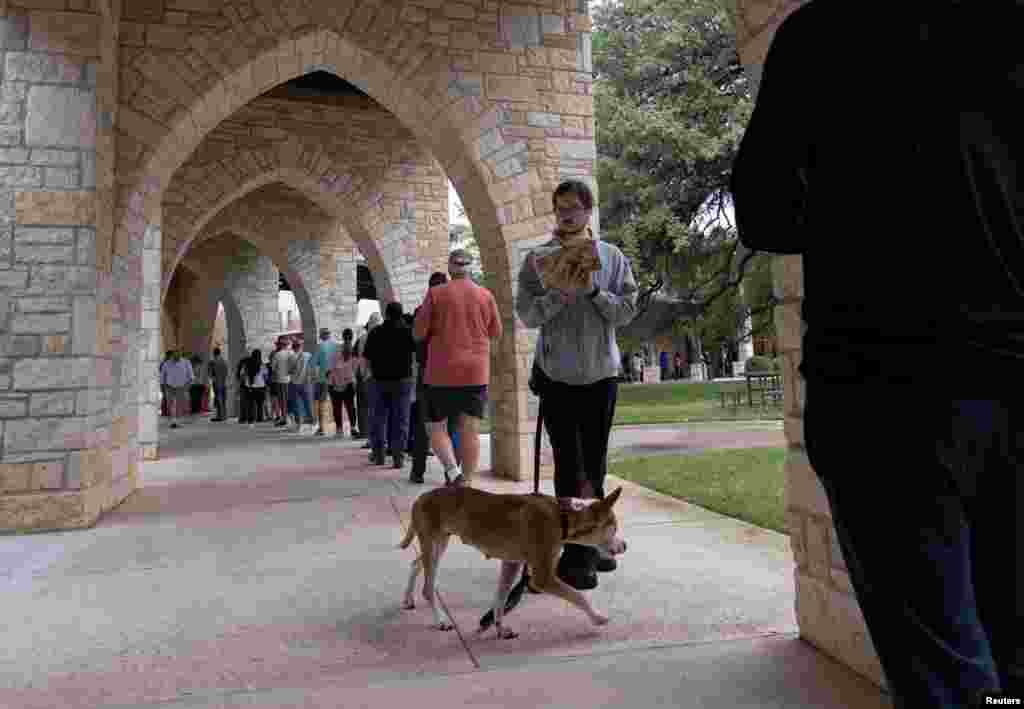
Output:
[0, 417, 890, 708]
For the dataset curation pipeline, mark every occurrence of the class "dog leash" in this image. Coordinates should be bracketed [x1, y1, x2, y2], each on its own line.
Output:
[479, 398, 547, 631]
[389, 494, 481, 670]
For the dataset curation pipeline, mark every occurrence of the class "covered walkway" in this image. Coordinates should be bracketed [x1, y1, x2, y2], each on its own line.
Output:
[0, 420, 890, 708]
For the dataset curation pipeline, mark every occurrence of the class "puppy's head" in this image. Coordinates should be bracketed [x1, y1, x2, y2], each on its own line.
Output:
[571, 487, 627, 557]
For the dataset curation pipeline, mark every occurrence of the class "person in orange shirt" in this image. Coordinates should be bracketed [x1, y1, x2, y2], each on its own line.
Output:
[413, 249, 502, 485]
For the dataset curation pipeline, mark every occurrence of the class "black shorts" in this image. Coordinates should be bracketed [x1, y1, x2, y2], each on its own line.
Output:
[424, 385, 488, 423]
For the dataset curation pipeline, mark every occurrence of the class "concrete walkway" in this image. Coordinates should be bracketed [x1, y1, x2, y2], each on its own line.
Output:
[0, 417, 892, 708]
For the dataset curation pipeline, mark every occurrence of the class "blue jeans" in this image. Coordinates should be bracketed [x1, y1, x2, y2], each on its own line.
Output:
[804, 380, 1021, 707]
[448, 418, 460, 457]
[372, 379, 414, 456]
[288, 383, 313, 424]
[213, 383, 226, 419]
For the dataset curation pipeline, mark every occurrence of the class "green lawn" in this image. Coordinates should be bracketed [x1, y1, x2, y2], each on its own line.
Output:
[614, 380, 783, 425]
[609, 447, 788, 533]
[479, 380, 782, 433]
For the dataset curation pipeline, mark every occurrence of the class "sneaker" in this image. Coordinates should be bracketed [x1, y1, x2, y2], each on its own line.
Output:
[595, 555, 618, 573]
[250, 423, 256, 428]
[444, 465, 466, 486]
[170, 422, 178, 429]
[314, 428, 325, 436]
[393, 454, 405, 469]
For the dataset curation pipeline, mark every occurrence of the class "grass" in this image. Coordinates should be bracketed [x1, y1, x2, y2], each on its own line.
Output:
[614, 380, 783, 425]
[478, 380, 782, 434]
[609, 447, 788, 533]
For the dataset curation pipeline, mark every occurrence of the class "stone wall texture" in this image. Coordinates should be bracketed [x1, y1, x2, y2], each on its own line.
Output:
[2, 0, 603, 551]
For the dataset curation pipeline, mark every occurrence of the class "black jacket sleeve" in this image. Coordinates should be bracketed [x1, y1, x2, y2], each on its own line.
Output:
[730, 8, 813, 255]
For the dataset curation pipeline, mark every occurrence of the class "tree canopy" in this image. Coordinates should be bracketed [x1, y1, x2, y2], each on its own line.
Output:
[593, 0, 776, 357]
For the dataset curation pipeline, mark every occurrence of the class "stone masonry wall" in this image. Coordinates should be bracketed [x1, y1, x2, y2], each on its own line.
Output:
[734, 0, 886, 691]
[161, 96, 450, 311]
[0, 8, 137, 532]
[222, 242, 279, 359]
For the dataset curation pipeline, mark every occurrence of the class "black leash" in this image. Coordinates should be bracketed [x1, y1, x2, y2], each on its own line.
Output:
[479, 398, 545, 631]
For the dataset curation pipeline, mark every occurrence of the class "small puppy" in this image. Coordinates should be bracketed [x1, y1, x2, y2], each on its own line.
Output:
[399, 485, 627, 639]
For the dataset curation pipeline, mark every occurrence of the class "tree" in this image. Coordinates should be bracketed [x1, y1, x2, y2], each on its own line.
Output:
[594, 0, 777, 358]
[448, 221, 485, 286]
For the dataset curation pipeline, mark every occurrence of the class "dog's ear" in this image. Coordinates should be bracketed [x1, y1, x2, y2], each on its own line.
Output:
[602, 487, 623, 508]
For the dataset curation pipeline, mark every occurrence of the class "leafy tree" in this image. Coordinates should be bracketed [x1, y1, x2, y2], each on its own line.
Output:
[594, 0, 777, 357]
[449, 220, 485, 286]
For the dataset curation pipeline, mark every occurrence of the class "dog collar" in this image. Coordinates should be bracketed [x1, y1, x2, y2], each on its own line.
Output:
[561, 512, 570, 541]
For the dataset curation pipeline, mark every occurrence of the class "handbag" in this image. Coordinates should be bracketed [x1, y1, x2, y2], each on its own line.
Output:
[528, 360, 551, 398]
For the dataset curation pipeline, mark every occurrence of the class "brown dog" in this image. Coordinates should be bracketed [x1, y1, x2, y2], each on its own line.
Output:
[399, 485, 627, 639]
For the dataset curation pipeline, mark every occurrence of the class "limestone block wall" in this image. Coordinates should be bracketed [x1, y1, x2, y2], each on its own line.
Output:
[0, 8, 137, 532]
[733, 0, 886, 690]
[316, 235, 359, 337]
[161, 95, 450, 312]
[223, 242, 279, 358]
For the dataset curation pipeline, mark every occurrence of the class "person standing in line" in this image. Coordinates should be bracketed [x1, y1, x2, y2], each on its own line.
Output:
[731, 4, 1024, 707]
[673, 351, 684, 380]
[363, 302, 417, 468]
[410, 272, 462, 483]
[516, 179, 637, 591]
[313, 327, 338, 436]
[328, 341, 359, 438]
[159, 350, 173, 418]
[243, 349, 267, 427]
[209, 347, 229, 422]
[270, 337, 294, 427]
[414, 249, 502, 486]
[659, 350, 670, 382]
[288, 338, 316, 434]
[355, 313, 382, 449]
[235, 352, 251, 423]
[160, 350, 194, 430]
[189, 355, 207, 421]
[340, 328, 359, 437]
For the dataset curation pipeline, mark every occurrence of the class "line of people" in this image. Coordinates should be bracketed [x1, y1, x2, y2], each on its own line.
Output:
[232, 329, 362, 439]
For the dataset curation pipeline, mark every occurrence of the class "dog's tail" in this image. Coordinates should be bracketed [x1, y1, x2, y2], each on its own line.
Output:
[398, 523, 416, 550]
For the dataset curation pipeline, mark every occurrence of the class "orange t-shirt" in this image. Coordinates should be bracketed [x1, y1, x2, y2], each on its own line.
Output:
[413, 278, 502, 387]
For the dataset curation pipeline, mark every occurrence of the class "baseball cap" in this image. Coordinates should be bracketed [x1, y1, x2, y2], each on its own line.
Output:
[449, 249, 472, 267]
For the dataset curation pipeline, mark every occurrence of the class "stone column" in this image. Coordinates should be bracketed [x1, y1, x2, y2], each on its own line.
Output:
[0, 9, 133, 531]
[224, 244, 279, 356]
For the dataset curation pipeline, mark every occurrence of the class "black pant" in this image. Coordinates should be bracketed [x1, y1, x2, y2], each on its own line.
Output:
[805, 379, 1022, 707]
[541, 376, 618, 500]
[238, 386, 250, 422]
[247, 388, 265, 423]
[540, 375, 618, 571]
[355, 375, 369, 438]
[190, 384, 204, 414]
[410, 383, 430, 473]
[329, 385, 357, 434]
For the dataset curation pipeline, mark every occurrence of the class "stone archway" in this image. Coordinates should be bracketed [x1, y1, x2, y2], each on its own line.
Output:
[2, 2, 599, 536]
[168, 171, 399, 315]
[118, 25, 549, 486]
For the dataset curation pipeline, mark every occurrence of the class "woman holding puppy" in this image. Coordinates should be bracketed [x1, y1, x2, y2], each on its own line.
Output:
[516, 180, 638, 590]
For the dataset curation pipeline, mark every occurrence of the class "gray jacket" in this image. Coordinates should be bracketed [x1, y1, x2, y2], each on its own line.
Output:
[516, 237, 638, 386]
